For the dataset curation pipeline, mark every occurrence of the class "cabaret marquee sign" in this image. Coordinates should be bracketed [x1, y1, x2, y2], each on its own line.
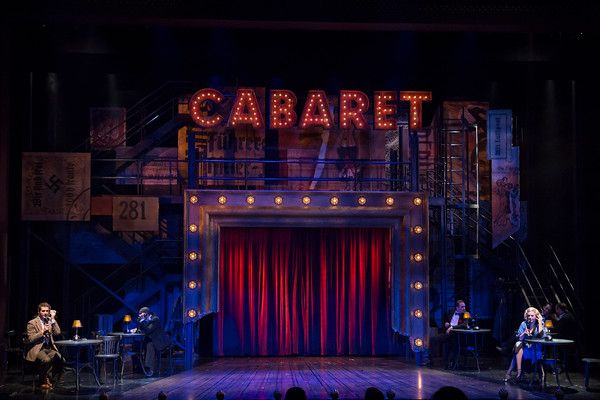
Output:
[188, 88, 432, 130]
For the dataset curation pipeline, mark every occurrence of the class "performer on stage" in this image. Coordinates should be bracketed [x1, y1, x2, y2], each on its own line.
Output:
[541, 302, 556, 324]
[554, 302, 576, 340]
[131, 306, 170, 377]
[443, 300, 469, 369]
[504, 306, 546, 382]
[25, 302, 62, 389]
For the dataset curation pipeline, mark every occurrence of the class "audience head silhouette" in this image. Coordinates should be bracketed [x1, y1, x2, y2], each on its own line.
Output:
[364, 387, 385, 400]
[273, 390, 282, 400]
[216, 390, 225, 400]
[430, 386, 468, 400]
[284, 386, 307, 400]
[498, 388, 508, 400]
[99, 393, 109, 400]
[554, 388, 564, 400]
[158, 391, 167, 400]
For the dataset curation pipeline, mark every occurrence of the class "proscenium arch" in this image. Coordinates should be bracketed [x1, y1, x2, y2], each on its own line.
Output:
[182, 190, 428, 368]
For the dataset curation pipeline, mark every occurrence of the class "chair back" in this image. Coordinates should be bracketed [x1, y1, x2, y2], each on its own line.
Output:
[97, 335, 121, 356]
[21, 332, 31, 358]
[6, 330, 19, 349]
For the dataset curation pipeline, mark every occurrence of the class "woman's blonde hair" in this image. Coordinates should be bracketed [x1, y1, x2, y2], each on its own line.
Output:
[523, 306, 541, 320]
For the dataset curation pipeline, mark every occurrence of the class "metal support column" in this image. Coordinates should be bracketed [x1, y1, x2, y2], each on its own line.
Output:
[187, 130, 197, 189]
[409, 130, 419, 191]
[184, 321, 194, 370]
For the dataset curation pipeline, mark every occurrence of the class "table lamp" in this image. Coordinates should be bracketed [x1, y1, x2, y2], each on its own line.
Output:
[544, 319, 554, 341]
[123, 314, 132, 333]
[72, 320, 82, 341]
[463, 312, 471, 329]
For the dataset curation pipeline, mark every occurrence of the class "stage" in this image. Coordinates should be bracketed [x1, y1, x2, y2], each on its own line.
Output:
[2, 356, 596, 399]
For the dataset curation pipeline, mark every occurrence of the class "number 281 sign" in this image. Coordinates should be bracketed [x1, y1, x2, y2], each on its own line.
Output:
[112, 196, 159, 232]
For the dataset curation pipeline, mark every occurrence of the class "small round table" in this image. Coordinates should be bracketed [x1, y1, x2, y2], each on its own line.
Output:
[54, 339, 102, 391]
[524, 337, 574, 389]
[451, 328, 491, 372]
[108, 332, 147, 377]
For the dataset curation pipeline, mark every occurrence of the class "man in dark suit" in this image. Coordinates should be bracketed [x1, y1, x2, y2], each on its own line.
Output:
[132, 306, 170, 377]
[443, 300, 469, 369]
[554, 302, 578, 370]
[25, 302, 62, 389]
[554, 302, 576, 340]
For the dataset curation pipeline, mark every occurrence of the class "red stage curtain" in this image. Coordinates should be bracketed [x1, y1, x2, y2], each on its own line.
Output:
[217, 227, 392, 356]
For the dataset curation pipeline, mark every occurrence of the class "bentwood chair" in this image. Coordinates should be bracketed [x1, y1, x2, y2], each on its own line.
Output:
[3, 330, 24, 379]
[157, 344, 174, 376]
[94, 336, 122, 387]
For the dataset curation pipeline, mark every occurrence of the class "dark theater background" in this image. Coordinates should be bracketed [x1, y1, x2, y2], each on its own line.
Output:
[1, 1, 599, 399]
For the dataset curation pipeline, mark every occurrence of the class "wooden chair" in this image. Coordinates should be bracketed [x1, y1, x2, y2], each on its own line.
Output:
[94, 336, 122, 387]
[582, 358, 600, 390]
[158, 344, 174, 376]
[3, 330, 24, 379]
[20, 332, 39, 391]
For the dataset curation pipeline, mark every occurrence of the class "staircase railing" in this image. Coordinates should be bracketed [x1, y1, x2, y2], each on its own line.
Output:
[72, 81, 194, 153]
[28, 230, 139, 330]
[91, 156, 413, 193]
[75, 229, 182, 315]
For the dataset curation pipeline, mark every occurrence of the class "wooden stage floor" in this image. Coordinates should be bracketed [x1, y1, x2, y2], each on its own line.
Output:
[2, 356, 597, 399]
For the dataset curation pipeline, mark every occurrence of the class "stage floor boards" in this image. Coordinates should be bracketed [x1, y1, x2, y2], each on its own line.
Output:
[116, 357, 590, 399]
[2, 356, 597, 399]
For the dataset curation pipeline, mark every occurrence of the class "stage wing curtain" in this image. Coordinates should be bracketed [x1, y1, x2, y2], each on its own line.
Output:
[216, 227, 392, 356]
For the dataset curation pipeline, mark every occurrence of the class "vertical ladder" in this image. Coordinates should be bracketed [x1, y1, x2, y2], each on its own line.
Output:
[439, 116, 480, 310]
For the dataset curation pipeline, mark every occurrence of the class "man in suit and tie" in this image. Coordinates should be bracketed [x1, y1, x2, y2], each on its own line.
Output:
[443, 300, 469, 369]
[25, 302, 62, 389]
[131, 306, 170, 377]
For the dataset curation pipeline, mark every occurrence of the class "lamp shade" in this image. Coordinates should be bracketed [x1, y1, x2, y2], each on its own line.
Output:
[544, 319, 554, 329]
[72, 320, 82, 328]
[463, 312, 471, 320]
[123, 314, 132, 323]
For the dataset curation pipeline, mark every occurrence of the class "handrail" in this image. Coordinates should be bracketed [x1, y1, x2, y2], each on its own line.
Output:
[75, 225, 182, 305]
[29, 230, 137, 314]
[548, 244, 578, 300]
[102, 98, 177, 152]
[514, 241, 549, 308]
[547, 262, 576, 314]
[72, 81, 193, 153]
[75, 236, 160, 303]
[85, 259, 161, 313]
[126, 81, 192, 118]
[547, 243, 584, 320]
[91, 157, 413, 192]
[79, 237, 182, 316]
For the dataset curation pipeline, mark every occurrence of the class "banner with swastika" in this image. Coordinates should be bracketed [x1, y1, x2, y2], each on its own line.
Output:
[21, 152, 91, 221]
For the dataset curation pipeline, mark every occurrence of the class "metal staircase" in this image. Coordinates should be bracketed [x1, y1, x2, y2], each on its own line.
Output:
[426, 116, 481, 318]
[441, 118, 480, 260]
[30, 80, 192, 333]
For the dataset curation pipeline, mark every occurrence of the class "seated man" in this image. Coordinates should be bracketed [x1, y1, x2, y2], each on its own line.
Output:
[554, 302, 578, 370]
[443, 299, 469, 369]
[554, 302, 576, 340]
[131, 306, 170, 377]
[25, 302, 62, 389]
[541, 302, 556, 324]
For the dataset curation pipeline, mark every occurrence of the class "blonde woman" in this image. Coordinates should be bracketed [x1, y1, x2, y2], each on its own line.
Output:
[504, 306, 547, 382]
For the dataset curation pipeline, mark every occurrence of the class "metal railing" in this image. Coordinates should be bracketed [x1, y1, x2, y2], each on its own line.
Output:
[91, 157, 414, 194]
[72, 81, 194, 153]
